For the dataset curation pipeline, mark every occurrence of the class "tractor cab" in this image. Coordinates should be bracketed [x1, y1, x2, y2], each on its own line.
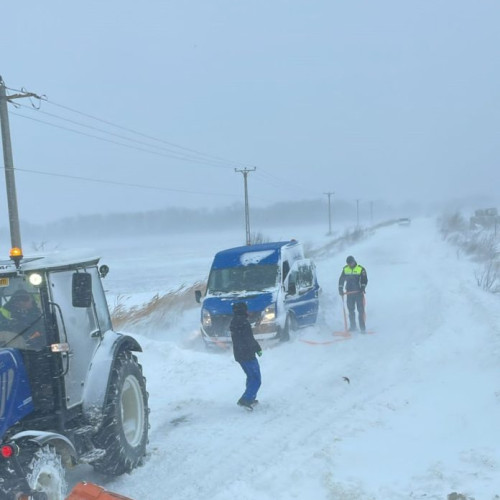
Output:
[0, 250, 111, 427]
[0, 248, 148, 499]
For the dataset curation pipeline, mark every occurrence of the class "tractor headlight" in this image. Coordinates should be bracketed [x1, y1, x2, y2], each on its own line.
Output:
[202, 308, 212, 328]
[261, 304, 276, 323]
[28, 273, 43, 286]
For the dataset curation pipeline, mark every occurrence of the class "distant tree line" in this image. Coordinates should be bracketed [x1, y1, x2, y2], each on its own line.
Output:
[2, 198, 421, 243]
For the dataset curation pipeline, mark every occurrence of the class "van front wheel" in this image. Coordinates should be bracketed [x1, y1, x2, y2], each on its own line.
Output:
[278, 315, 290, 342]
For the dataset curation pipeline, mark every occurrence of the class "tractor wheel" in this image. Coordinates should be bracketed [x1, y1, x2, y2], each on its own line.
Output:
[26, 446, 67, 500]
[92, 351, 149, 475]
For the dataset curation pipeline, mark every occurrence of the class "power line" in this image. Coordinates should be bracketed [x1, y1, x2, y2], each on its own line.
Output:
[11, 113, 326, 207]
[6, 85, 256, 169]
[13, 109, 322, 200]
[7, 85, 323, 203]
[5, 85, 40, 95]
[14, 166, 241, 198]
[45, 99, 256, 169]
[10, 111, 239, 169]
[14, 103, 240, 169]
[15, 166, 274, 203]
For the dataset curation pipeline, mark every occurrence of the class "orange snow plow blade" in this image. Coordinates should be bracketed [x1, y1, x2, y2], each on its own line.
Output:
[66, 481, 134, 500]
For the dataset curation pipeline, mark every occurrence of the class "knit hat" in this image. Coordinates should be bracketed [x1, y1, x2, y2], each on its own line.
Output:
[232, 302, 248, 315]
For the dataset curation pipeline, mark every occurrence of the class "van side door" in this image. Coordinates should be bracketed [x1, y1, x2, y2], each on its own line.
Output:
[283, 259, 319, 327]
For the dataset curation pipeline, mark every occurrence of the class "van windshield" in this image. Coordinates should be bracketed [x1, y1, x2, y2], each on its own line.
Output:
[207, 264, 278, 293]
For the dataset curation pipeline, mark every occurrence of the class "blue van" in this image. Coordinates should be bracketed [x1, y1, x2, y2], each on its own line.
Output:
[195, 240, 320, 346]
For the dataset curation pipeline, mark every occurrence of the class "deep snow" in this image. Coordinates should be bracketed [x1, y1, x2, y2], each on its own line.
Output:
[74, 219, 500, 499]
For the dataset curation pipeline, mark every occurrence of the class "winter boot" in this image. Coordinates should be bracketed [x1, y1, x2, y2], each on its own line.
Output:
[237, 398, 254, 410]
[359, 314, 366, 332]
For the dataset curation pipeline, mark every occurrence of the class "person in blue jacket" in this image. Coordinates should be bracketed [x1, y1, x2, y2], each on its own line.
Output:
[230, 302, 262, 409]
[338, 255, 368, 331]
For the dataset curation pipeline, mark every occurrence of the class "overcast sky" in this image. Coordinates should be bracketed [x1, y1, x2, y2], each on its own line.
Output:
[1, 0, 499, 223]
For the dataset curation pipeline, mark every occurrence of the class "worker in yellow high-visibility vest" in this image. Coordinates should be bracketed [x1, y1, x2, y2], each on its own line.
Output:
[338, 255, 368, 332]
[2, 289, 45, 349]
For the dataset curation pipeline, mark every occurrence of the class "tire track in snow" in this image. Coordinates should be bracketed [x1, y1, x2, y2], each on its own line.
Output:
[97, 218, 500, 499]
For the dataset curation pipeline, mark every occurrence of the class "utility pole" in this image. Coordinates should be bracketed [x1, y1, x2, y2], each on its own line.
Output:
[235, 167, 256, 245]
[324, 192, 334, 235]
[356, 199, 360, 228]
[0, 76, 39, 251]
[370, 201, 374, 227]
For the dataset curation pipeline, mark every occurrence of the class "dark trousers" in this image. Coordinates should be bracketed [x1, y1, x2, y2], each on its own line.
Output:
[346, 292, 365, 330]
[239, 359, 261, 402]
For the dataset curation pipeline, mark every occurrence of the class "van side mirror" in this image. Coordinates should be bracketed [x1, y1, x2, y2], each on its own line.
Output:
[72, 272, 92, 308]
[195, 290, 202, 303]
[287, 282, 296, 296]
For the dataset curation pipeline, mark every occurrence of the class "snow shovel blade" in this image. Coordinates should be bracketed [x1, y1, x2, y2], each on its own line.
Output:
[66, 481, 135, 500]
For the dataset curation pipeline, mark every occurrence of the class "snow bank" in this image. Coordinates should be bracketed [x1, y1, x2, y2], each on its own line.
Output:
[74, 218, 499, 499]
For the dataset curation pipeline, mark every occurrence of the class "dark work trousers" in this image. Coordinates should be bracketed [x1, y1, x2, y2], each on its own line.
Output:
[346, 292, 365, 331]
[239, 359, 261, 402]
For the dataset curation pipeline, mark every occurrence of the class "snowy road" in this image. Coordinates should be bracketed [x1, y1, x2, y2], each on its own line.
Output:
[79, 218, 500, 499]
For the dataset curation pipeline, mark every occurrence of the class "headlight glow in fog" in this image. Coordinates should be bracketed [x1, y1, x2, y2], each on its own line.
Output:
[202, 309, 212, 327]
[29, 273, 43, 286]
[261, 304, 276, 323]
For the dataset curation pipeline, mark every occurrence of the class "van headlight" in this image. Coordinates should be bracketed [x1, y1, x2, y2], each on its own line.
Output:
[202, 308, 212, 327]
[261, 304, 276, 323]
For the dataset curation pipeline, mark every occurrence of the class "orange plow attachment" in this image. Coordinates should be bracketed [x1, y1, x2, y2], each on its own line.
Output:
[66, 481, 134, 500]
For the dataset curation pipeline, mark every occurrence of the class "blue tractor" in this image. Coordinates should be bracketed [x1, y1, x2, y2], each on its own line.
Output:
[0, 251, 149, 499]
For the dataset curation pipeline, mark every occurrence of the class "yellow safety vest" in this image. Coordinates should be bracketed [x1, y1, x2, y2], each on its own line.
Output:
[343, 264, 363, 276]
[0, 307, 12, 320]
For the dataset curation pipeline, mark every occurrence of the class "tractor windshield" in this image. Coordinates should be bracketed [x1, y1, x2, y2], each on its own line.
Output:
[0, 277, 46, 351]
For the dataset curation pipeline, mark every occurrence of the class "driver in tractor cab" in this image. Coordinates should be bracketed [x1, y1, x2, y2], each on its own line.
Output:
[0, 289, 45, 350]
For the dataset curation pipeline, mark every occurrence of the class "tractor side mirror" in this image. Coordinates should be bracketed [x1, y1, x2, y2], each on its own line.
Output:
[72, 272, 92, 308]
[99, 265, 109, 278]
[195, 290, 202, 304]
